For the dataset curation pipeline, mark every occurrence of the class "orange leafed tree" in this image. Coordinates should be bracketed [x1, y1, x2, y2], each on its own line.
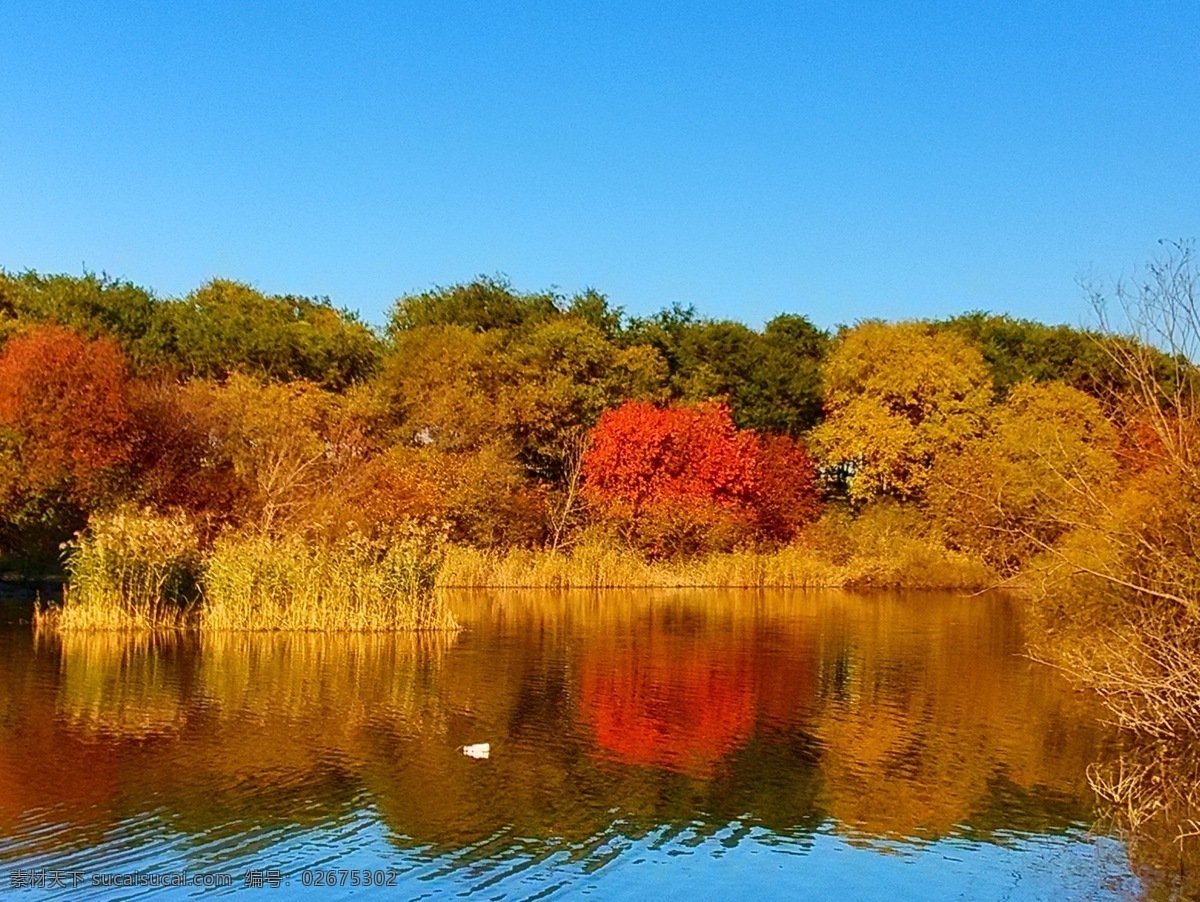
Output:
[124, 379, 251, 531]
[582, 400, 821, 552]
[0, 325, 135, 495]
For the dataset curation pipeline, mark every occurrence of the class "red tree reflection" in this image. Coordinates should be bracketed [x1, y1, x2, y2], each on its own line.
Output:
[580, 632, 757, 778]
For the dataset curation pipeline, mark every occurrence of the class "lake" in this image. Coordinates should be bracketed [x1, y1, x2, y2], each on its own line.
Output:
[0, 589, 1146, 899]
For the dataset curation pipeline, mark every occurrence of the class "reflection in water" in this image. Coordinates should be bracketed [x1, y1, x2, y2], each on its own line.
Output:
[0, 590, 1156, 898]
[580, 616, 757, 777]
[1089, 738, 1200, 898]
[54, 631, 193, 739]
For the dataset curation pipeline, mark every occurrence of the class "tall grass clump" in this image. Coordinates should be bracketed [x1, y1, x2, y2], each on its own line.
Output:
[201, 532, 456, 631]
[36, 508, 201, 631]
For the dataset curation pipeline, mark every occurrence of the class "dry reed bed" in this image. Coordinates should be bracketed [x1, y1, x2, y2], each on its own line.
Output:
[201, 534, 456, 632]
[437, 540, 993, 590]
[38, 509, 995, 633]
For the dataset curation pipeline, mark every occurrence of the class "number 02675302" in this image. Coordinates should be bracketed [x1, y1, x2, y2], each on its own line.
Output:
[300, 869, 399, 887]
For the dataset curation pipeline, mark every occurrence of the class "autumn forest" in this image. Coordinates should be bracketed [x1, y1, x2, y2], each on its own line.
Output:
[0, 266, 1164, 565]
[2, 249, 1200, 737]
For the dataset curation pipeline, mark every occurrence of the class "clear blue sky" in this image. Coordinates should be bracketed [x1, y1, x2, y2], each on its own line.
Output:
[3, 2, 1197, 330]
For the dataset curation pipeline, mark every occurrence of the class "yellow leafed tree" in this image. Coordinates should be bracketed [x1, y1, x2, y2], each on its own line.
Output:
[811, 321, 993, 502]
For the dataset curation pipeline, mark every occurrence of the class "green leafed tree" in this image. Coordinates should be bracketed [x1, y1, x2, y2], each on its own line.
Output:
[735, 314, 829, 434]
[0, 270, 170, 372]
[168, 279, 382, 389]
[624, 306, 829, 434]
[932, 311, 1179, 405]
[504, 317, 667, 474]
[387, 276, 560, 335]
[0, 271, 382, 389]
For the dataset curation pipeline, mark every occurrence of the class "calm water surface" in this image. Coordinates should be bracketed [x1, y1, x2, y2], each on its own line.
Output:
[0, 590, 1143, 899]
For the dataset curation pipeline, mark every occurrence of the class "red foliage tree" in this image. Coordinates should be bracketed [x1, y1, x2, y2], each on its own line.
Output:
[582, 401, 821, 551]
[748, 434, 822, 543]
[583, 401, 755, 512]
[0, 325, 134, 496]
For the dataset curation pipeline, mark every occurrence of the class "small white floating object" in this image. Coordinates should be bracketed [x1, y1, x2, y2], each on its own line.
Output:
[462, 742, 490, 759]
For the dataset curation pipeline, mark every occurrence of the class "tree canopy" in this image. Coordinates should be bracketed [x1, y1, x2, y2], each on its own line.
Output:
[0, 270, 381, 389]
[812, 321, 993, 502]
[0, 264, 1185, 577]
